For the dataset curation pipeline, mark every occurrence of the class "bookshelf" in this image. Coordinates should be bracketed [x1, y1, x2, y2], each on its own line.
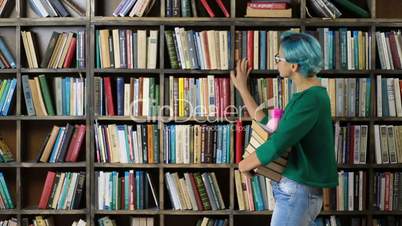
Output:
[0, 0, 400, 225]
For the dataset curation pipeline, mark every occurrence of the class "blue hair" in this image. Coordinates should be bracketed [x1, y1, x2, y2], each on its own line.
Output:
[280, 31, 323, 77]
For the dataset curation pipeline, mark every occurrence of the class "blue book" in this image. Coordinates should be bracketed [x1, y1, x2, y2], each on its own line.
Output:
[339, 28, 348, 69]
[226, 125, 231, 163]
[221, 125, 226, 164]
[0, 172, 13, 208]
[251, 176, 264, 211]
[116, 77, 124, 116]
[49, 127, 65, 163]
[216, 126, 222, 163]
[22, 75, 35, 116]
[124, 171, 130, 209]
[365, 78, 371, 116]
[96, 30, 101, 68]
[0, 57, 4, 68]
[382, 79, 389, 117]
[0, 37, 16, 68]
[57, 172, 71, 209]
[260, 31, 266, 70]
[192, 32, 201, 69]
[353, 31, 359, 69]
[1, 78, 16, 116]
[241, 31, 247, 60]
[65, 78, 71, 115]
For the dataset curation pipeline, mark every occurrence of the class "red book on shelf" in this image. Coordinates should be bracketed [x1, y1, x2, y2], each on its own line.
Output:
[235, 119, 244, 163]
[201, 31, 211, 69]
[63, 37, 77, 68]
[65, 124, 86, 162]
[215, 0, 230, 17]
[200, 0, 215, 17]
[104, 77, 115, 116]
[247, 31, 254, 69]
[38, 171, 56, 209]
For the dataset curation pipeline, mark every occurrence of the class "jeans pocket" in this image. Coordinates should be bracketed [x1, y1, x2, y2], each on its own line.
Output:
[308, 193, 323, 220]
[278, 178, 298, 196]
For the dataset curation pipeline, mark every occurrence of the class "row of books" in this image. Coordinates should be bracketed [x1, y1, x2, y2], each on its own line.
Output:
[322, 171, 367, 211]
[373, 172, 402, 211]
[373, 216, 402, 226]
[308, 28, 371, 70]
[316, 216, 366, 226]
[21, 30, 86, 69]
[245, 0, 292, 18]
[28, 0, 70, 17]
[164, 76, 230, 117]
[37, 124, 86, 163]
[94, 76, 159, 117]
[234, 30, 297, 70]
[0, 78, 16, 116]
[196, 217, 228, 226]
[22, 216, 86, 226]
[0, 36, 15, 69]
[376, 76, 402, 117]
[98, 216, 154, 226]
[334, 123, 368, 165]
[165, 172, 225, 210]
[163, 124, 232, 164]
[166, 0, 229, 18]
[376, 31, 402, 70]
[165, 29, 230, 70]
[95, 170, 158, 210]
[374, 125, 402, 164]
[96, 29, 158, 69]
[234, 171, 274, 211]
[38, 171, 85, 209]
[113, 0, 156, 17]
[0, 218, 17, 226]
[0, 138, 13, 163]
[94, 123, 160, 164]
[0, 172, 13, 209]
[22, 75, 86, 116]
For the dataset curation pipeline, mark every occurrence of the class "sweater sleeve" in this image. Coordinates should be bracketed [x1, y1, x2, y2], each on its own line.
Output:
[255, 93, 319, 165]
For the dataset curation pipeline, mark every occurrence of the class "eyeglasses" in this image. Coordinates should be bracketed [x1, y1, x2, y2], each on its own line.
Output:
[274, 53, 286, 64]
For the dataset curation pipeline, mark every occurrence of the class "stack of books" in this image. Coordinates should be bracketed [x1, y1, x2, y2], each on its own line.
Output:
[113, 0, 156, 17]
[244, 120, 288, 182]
[245, 0, 292, 18]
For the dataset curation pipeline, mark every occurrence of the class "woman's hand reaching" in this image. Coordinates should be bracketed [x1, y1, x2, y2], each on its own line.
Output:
[230, 58, 251, 94]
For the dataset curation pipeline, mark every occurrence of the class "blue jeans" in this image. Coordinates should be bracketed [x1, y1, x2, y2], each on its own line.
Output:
[270, 177, 323, 226]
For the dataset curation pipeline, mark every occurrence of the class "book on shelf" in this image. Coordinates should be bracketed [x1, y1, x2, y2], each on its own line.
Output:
[234, 171, 275, 211]
[373, 216, 402, 226]
[306, 0, 342, 19]
[331, 0, 370, 18]
[0, 0, 13, 18]
[0, 36, 16, 69]
[21, 216, 87, 226]
[0, 172, 14, 209]
[38, 171, 85, 209]
[36, 123, 86, 163]
[334, 123, 368, 165]
[164, 75, 230, 117]
[163, 124, 231, 164]
[94, 123, 160, 164]
[98, 216, 154, 226]
[113, 0, 156, 17]
[21, 30, 86, 69]
[28, 0, 71, 17]
[0, 217, 17, 226]
[0, 138, 14, 162]
[94, 76, 159, 117]
[373, 172, 402, 211]
[322, 170, 366, 211]
[164, 28, 230, 70]
[95, 170, 158, 210]
[196, 217, 228, 226]
[374, 125, 402, 164]
[246, 0, 292, 18]
[166, 0, 229, 18]
[376, 76, 402, 117]
[165, 171, 225, 210]
[96, 29, 158, 69]
[0, 78, 16, 116]
[22, 75, 86, 116]
[60, 0, 85, 16]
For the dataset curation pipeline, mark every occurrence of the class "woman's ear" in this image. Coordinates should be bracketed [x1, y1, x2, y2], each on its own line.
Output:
[290, 63, 299, 73]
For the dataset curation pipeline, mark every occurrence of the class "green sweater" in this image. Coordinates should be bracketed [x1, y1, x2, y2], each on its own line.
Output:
[256, 86, 338, 188]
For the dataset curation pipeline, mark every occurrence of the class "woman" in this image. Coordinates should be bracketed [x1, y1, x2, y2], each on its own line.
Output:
[231, 31, 338, 226]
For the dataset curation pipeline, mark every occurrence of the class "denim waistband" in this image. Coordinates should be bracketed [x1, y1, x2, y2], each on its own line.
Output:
[274, 177, 323, 195]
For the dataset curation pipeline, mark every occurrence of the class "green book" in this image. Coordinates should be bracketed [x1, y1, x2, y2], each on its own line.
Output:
[38, 74, 55, 116]
[58, 172, 71, 209]
[333, 0, 370, 18]
[0, 172, 13, 208]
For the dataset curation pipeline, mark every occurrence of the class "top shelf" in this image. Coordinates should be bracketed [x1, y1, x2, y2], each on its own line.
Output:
[0, 0, 402, 21]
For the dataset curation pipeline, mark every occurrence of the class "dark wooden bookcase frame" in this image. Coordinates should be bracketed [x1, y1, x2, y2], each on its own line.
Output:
[0, 0, 400, 225]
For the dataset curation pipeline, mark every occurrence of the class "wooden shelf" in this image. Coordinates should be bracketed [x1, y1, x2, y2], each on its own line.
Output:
[95, 209, 160, 215]
[20, 209, 87, 215]
[20, 68, 86, 73]
[94, 163, 160, 168]
[20, 162, 86, 168]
